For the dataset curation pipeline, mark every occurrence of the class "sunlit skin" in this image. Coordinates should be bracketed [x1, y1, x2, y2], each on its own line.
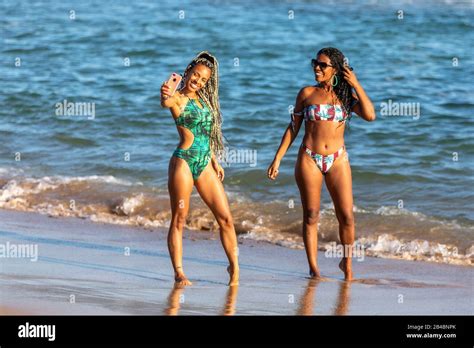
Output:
[161, 64, 239, 286]
[268, 54, 375, 281]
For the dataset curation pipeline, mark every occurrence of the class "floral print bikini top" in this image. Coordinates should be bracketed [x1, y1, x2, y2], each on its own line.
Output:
[294, 104, 350, 123]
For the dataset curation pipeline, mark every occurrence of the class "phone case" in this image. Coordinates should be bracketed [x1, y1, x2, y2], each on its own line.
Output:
[167, 73, 182, 96]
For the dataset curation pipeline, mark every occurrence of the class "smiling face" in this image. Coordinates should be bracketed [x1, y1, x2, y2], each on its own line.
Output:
[313, 54, 337, 84]
[185, 63, 212, 92]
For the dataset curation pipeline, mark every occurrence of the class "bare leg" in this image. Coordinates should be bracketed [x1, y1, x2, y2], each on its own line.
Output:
[295, 149, 324, 278]
[167, 156, 194, 286]
[325, 151, 355, 281]
[195, 162, 239, 286]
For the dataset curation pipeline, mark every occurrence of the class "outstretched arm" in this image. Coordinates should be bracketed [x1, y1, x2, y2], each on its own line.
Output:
[267, 87, 307, 180]
[342, 66, 376, 122]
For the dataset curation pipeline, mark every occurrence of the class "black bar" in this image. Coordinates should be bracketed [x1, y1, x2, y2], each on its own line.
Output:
[0, 315, 471, 346]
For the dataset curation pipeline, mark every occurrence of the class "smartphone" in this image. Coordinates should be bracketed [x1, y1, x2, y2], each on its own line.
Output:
[166, 73, 182, 96]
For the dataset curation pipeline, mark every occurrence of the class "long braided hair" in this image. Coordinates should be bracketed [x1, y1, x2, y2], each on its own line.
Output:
[180, 51, 224, 156]
[316, 47, 356, 119]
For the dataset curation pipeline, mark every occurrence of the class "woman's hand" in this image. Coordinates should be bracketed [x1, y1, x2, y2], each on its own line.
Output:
[342, 66, 360, 88]
[212, 160, 225, 181]
[267, 159, 280, 180]
[161, 82, 173, 102]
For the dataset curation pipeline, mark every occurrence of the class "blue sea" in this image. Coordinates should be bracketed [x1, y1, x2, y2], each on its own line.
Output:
[1, 0, 473, 265]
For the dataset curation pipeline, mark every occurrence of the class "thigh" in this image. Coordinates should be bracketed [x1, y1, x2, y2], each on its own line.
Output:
[168, 156, 194, 215]
[295, 149, 324, 212]
[324, 151, 353, 217]
[194, 162, 232, 220]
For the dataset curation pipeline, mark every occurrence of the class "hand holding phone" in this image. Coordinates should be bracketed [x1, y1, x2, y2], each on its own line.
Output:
[161, 73, 182, 103]
[165, 73, 182, 95]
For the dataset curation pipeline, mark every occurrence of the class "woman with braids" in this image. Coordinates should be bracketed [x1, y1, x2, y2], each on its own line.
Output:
[160, 51, 239, 286]
[267, 47, 375, 281]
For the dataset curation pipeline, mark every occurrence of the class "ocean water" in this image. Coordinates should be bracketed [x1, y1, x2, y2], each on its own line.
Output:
[1, 0, 473, 265]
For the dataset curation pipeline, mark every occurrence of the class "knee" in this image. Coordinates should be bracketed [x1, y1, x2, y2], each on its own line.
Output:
[338, 210, 355, 228]
[217, 214, 234, 230]
[303, 208, 320, 226]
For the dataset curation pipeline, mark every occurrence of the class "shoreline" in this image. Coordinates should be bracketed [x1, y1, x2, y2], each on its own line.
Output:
[0, 209, 472, 315]
[0, 172, 471, 267]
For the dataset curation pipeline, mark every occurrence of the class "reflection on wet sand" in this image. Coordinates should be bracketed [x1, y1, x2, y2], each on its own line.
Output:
[297, 279, 320, 315]
[297, 279, 351, 315]
[334, 281, 351, 315]
[164, 284, 185, 315]
[164, 284, 239, 316]
[221, 285, 239, 316]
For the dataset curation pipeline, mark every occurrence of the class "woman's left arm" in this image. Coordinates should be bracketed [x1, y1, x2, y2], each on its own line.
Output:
[343, 66, 376, 122]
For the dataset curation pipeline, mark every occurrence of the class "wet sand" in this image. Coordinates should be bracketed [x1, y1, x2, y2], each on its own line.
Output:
[0, 209, 472, 315]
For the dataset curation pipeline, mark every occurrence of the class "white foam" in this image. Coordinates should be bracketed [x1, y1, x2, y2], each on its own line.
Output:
[45, 174, 135, 186]
[0, 175, 137, 204]
[374, 205, 425, 218]
[242, 230, 473, 266]
[0, 179, 57, 203]
[355, 233, 472, 266]
[113, 194, 145, 216]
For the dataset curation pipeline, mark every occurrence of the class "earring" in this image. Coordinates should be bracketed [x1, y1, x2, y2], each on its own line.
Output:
[331, 74, 338, 87]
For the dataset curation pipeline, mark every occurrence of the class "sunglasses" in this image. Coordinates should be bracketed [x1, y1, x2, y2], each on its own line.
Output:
[311, 59, 333, 70]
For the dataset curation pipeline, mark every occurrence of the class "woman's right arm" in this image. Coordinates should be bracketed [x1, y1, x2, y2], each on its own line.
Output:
[267, 87, 308, 180]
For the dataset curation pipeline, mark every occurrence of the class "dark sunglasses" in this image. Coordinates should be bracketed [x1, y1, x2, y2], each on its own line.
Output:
[311, 59, 333, 70]
[311, 59, 354, 71]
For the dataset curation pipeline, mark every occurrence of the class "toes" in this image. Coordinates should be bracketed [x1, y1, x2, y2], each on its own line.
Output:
[175, 276, 193, 286]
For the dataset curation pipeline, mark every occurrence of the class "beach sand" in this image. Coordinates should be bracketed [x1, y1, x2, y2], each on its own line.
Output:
[0, 209, 472, 315]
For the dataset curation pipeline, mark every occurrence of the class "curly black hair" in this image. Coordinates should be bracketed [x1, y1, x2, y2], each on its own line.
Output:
[316, 47, 356, 117]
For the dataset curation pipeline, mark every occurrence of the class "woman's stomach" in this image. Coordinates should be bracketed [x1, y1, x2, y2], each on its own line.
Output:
[302, 121, 346, 155]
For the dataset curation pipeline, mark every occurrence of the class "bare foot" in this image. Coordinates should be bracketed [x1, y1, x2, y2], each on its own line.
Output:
[175, 272, 193, 286]
[309, 267, 321, 279]
[227, 265, 239, 286]
[339, 258, 353, 281]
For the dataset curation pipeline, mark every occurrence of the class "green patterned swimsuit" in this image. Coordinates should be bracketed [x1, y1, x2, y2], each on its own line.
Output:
[173, 97, 213, 180]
